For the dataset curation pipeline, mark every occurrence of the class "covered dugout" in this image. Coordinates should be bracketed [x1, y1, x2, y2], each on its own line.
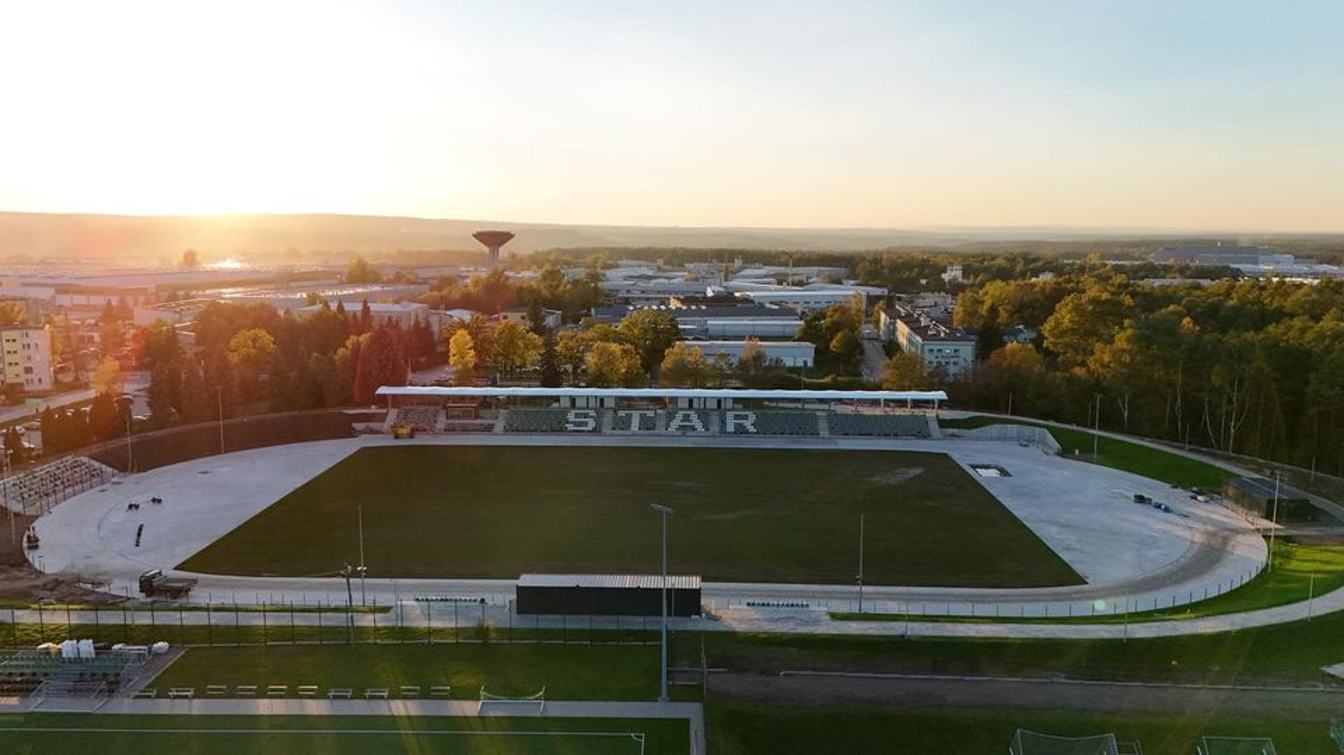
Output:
[515, 574, 701, 617]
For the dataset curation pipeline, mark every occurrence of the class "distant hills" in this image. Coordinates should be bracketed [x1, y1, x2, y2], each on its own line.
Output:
[0, 211, 1337, 262]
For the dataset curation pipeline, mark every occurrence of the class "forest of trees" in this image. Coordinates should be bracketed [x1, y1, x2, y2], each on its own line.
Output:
[948, 273, 1344, 475]
[27, 249, 1344, 481]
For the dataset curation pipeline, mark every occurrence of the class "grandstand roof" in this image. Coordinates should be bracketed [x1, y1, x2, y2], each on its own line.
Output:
[375, 386, 948, 402]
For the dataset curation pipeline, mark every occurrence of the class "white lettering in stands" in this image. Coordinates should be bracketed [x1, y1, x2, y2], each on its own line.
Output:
[724, 411, 757, 434]
[565, 410, 598, 431]
[667, 410, 707, 433]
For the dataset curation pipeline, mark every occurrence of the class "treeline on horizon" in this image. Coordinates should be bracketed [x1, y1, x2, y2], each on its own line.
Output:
[24, 248, 1344, 480]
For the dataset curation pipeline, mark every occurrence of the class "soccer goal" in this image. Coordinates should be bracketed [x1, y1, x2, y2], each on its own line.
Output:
[477, 685, 546, 714]
[1009, 729, 1121, 755]
[1331, 719, 1343, 752]
[1197, 736, 1278, 755]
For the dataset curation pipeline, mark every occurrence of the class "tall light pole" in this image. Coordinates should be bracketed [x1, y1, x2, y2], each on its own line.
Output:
[358, 504, 367, 605]
[856, 513, 865, 614]
[1092, 393, 1102, 459]
[3, 449, 12, 546]
[651, 503, 674, 704]
[1268, 472, 1281, 569]
[215, 385, 225, 454]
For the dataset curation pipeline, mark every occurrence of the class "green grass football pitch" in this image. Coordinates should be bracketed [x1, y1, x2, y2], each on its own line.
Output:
[179, 445, 1082, 587]
[0, 715, 687, 755]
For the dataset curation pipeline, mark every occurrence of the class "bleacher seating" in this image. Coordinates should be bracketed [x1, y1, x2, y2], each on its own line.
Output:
[502, 409, 593, 433]
[390, 406, 442, 432]
[742, 411, 820, 436]
[1, 456, 118, 516]
[828, 412, 930, 438]
[0, 650, 136, 697]
[665, 409, 716, 434]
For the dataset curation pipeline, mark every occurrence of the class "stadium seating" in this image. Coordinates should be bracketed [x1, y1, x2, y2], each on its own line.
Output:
[389, 406, 442, 432]
[502, 409, 595, 433]
[828, 412, 930, 438]
[0, 650, 137, 697]
[665, 409, 717, 434]
[1, 456, 119, 516]
[743, 411, 820, 436]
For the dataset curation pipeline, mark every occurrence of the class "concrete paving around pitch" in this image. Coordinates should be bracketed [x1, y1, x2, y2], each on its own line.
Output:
[25, 432, 1266, 623]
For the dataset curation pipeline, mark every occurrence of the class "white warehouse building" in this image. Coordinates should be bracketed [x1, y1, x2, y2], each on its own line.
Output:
[678, 339, 815, 367]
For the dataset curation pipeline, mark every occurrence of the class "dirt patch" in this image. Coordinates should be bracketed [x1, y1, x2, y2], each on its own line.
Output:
[0, 513, 116, 605]
[868, 467, 924, 486]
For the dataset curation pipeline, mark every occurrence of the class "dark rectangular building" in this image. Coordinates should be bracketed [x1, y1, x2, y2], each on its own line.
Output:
[1223, 477, 1318, 522]
[515, 574, 702, 617]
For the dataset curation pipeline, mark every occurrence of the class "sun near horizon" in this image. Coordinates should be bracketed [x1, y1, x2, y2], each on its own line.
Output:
[1, 1, 1341, 232]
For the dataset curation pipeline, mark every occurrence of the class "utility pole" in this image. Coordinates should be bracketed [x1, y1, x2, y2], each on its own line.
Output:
[856, 513, 865, 614]
[340, 563, 357, 643]
[125, 412, 135, 473]
[216, 385, 225, 454]
[1268, 472, 1282, 569]
[358, 505, 367, 606]
[1007, 390, 1013, 417]
[651, 504, 674, 704]
[3, 450, 12, 547]
[1092, 393, 1102, 459]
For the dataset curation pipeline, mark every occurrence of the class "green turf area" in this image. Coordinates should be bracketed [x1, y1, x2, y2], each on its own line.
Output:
[675, 609, 1344, 686]
[941, 416, 1231, 489]
[151, 644, 661, 700]
[706, 703, 1330, 755]
[833, 540, 1344, 624]
[179, 445, 1082, 587]
[0, 714, 688, 755]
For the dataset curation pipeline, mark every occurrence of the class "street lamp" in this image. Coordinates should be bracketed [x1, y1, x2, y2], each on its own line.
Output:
[651, 503, 674, 704]
[339, 562, 366, 643]
[215, 385, 224, 454]
[3, 448, 12, 546]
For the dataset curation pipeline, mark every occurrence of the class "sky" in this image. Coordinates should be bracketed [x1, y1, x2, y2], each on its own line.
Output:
[0, 1, 1341, 231]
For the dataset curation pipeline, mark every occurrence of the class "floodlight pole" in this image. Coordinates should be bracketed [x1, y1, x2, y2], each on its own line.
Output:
[3, 450, 12, 547]
[856, 513, 865, 614]
[340, 563, 356, 643]
[651, 503, 674, 704]
[358, 504, 367, 605]
[216, 385, 225, 454]
[1092, 393, 1102, 459]
[1268, 472, 1281, 569]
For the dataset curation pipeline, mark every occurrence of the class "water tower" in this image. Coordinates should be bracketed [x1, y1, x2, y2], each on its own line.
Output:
[473, 230, 515, 267]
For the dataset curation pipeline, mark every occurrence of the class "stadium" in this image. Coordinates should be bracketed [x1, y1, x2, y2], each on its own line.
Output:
[17, 386, 1267, 623]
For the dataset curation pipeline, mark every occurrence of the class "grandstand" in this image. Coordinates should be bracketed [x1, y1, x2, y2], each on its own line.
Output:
[828, 412, 931, 438]
[379, 387, 944, 440]
[0, 456, 119, 516]
[0, 648, 140, 702]
[385, 405, 443, 433]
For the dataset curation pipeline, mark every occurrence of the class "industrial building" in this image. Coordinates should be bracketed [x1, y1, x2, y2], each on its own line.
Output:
[679, 339, 815, 367]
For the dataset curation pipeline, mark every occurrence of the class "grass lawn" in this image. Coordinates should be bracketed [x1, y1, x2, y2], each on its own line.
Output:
[940, 415, 1231, 489]
[676, 608, 1344, 686]
[707, 703, 1331, 755]
[180, 445, 1081, 587]
[151, 644, 660, 701]
[0, 714, 688, 755]
[833, 540, 1344, 624]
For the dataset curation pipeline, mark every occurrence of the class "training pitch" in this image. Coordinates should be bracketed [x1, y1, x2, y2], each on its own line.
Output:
[0, 715, 687, 755]
[179, 445, 1082, 587]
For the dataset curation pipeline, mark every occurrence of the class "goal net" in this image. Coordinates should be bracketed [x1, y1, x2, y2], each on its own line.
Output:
[1010, 729, 1120, 755]
[477, 685, 546, 714]
[1331, 720, 1343, 752]
[1198, 737, 1278, 755]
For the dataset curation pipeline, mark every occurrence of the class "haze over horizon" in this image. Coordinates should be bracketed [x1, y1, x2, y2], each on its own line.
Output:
[2, 1, 1341, 233]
